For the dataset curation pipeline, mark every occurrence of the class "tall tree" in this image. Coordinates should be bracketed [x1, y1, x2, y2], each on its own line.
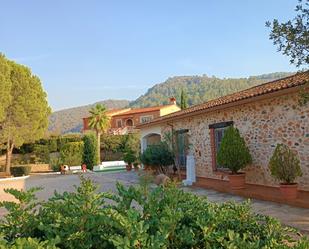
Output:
[0, 54, 12, 122]
[0, 56, 51, 174]
[88, 104, 110, 163]
[266, 0, 309, 104]
[180, 89, 188, 109]
[266, 0, 309, 68]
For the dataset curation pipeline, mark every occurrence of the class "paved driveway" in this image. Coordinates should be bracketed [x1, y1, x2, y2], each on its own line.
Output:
[1, 171, 308, 235]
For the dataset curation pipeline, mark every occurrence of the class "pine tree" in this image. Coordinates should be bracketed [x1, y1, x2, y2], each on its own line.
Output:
[0, 56, 51, 174]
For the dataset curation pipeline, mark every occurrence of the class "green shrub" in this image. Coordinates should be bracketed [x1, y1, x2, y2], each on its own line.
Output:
[60, 141, 84, 166]
[140, 142, 174, 173]
[217, 126, 252, 174]
[49, 157, 62, 172]
[101, 134, 140, 154]
[33, 144, 50, 163]
[123, 150, 136, 166]
[48, 138, 58, 153]
[269, 143, 302, 184]
[0, 177, 308, 248]
[82, 133, 98, 170]
[57, 134, 83, 152]
[10, 165, 31, 177]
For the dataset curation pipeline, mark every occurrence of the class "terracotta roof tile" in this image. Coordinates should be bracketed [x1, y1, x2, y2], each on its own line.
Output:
[138, 71, 309, 127]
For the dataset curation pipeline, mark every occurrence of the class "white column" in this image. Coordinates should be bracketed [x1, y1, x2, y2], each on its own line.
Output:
[182, 155, 196, 186]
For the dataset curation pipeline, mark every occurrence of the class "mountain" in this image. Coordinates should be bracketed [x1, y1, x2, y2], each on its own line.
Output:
[49, 72, 293, 134]
[129, 72, 293, 108]
[48, 99, 130, 134]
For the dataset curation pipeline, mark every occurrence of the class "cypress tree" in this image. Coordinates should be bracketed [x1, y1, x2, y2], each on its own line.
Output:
[180, 89, 188, 109]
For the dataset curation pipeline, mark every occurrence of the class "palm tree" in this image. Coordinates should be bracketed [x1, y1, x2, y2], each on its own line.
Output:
[88, 104, 110, 163]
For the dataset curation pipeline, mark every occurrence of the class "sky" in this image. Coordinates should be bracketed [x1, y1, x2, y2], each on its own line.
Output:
[0, 0, 298, 111]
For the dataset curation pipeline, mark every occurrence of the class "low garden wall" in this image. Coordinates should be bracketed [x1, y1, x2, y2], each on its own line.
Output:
[29, 163, 51, 172]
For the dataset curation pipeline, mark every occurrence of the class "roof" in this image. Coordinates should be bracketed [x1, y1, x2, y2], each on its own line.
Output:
[137, 71, 309, 128]
[112, 104, 175, 117]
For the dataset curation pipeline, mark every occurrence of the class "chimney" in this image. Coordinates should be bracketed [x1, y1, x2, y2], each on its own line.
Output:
[169, 97, 176, 105]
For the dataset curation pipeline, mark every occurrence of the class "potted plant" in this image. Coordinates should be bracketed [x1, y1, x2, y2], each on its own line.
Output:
[217, 126, 252, 190]
[269, 144, 302, 200]
[140, 142, 174, 175]
[123, 150, 136, 171]
[133, 162, 139, 171]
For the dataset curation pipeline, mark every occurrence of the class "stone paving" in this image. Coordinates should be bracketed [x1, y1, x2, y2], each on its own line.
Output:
[1, 171, 308, 235]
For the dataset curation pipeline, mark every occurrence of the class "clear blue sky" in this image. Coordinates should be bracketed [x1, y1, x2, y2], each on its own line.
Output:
[0, 0, 298, 111]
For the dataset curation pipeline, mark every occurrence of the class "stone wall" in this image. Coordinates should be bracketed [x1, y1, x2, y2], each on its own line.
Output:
[161, 92, 309, 190]
[29, 164, 51, 172]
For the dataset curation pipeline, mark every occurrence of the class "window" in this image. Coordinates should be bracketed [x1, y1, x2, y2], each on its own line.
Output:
[140, 115, 153, 124]
[176, 129, 189, 169]
[116, 119, 122, 128]
[209, 121, 233, 170]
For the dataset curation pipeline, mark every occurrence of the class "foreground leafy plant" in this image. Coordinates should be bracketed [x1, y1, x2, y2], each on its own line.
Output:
[0, 177, 308, 248]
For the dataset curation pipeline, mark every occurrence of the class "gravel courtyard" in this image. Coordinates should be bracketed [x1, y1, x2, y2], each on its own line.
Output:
[1, 171, 308, 235]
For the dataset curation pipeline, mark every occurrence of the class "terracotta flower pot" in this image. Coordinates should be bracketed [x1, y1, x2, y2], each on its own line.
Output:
[228, 173, 246, 190]
[280, 183, 298, 200]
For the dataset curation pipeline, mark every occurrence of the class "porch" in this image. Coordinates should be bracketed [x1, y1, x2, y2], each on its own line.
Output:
[194, 177, 309, 209]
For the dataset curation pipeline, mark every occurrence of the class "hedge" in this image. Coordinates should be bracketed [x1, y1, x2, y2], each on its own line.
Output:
[60, 141, 84, 166]
[10, 165, 31, 177]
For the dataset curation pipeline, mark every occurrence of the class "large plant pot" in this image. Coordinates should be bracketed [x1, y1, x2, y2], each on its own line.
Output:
[229, 173, 246, 190]
[280, 183, 298, 200]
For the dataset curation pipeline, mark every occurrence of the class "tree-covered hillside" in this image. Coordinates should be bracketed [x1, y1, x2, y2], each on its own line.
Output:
[129, 72, 293, 107]
[49, 72, 293, 134]
[48, 100, 130, 134]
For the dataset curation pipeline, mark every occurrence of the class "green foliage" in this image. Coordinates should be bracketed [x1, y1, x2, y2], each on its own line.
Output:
[180, 89, 188, 109]
[0, 237, 59, 249]
[0, 54, 12, 123]
[123, 150, 137, 165]
[266, 0, 309, 68]
[0, 55, 51, 170]
[88, 104, 110, 133]
[49, 157, 62, 172]
[0, 187, 42, 240]
[88, 104, 110, 163]
[140, 142, 174, 173]
[57, 134, 83, 152]
[100, 134, 141, 162]
[0, 178, 308, 248]
[10, 166, 31, 177]
[60, 141, 84, 166]
[217, 126, 252, 174]
[33, 145, 50, 163]
[269, 144, 302, 184]
[82, 133, 99, 170]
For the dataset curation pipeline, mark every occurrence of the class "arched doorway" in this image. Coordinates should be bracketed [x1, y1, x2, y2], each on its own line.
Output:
[126, 119, 133, 126]
[141, 133, 161, 152]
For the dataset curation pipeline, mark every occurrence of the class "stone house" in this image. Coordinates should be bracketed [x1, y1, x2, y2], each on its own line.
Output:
[138, 72, 309, 191]
[83, 98, 180, 135]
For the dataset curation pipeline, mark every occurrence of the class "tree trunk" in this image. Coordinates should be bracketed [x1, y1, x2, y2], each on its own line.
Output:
[97, 132, 101, 164]
[5, 140, 14, 176]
